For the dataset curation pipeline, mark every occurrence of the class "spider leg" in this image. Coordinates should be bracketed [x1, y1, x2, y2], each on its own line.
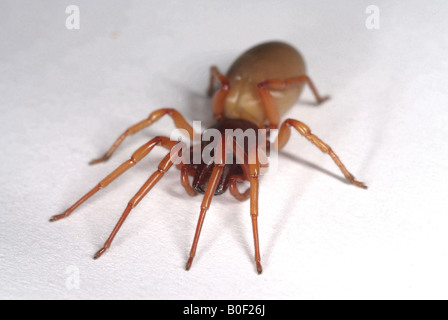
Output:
[90, 108, 195, 164]
[230, 137, 262, 273]
[229, 175, 250, 201]
[94, 145, 183, 259]
[275, 119, 367, 189]
[207, 66, 229, 122]
[218, 175, 262, 273]
[185, 139, 226, 271]
[180, 164, 197, 197]
[227, 136, 251, 202]
[185, 164, 224, 270]
[50, 136, 178, 222]
[257, 76, 330, 128]
[247, 145, 262, 274]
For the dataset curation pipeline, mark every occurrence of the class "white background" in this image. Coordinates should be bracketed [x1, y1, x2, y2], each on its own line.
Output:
[1, 0, 448, 300]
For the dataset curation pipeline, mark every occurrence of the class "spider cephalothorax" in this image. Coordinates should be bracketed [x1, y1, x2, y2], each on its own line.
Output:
[188, 118, 261, 195]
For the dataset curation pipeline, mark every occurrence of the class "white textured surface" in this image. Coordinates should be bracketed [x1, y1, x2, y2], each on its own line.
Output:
[1, 0, 448, 299]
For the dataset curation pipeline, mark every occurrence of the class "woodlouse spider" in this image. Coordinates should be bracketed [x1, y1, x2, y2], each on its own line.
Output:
[51, 41, 367, 274]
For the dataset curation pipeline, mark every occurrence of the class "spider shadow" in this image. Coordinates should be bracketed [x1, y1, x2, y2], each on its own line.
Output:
[297, 98, 326, 108]
[278, 150, 348, 185]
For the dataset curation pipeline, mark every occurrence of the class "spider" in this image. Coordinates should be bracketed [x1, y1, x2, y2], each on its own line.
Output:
[50, 41, 367, 274]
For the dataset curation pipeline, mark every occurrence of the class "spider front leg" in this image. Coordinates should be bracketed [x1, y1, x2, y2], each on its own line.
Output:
[185, 163, 224, 271]
[185, 139, 227, 271]
[230, 137, 262, 273]
[90, 108, 195, 164]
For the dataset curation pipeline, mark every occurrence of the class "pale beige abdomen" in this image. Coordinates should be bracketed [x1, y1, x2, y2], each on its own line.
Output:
[223, 41, 306, 127]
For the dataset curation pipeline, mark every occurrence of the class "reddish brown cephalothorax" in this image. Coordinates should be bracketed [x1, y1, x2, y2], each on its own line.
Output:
[51, 41, 366, 274]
